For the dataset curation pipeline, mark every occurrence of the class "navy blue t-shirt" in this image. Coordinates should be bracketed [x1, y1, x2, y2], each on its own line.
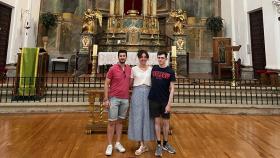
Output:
[148, 65, 176, 103]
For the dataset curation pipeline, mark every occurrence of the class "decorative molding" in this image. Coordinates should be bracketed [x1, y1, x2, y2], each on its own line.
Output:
[272, 0, 280, 13]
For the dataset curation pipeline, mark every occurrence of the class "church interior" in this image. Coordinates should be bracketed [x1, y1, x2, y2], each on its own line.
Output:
[0, 0, 280, 157]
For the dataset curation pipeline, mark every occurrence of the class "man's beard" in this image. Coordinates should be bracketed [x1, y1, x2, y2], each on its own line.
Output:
[119, 60, 125, 64]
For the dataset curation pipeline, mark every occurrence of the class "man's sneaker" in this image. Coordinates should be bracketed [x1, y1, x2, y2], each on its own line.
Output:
[105, 144, 113, 156]
[162, 142, 176, 154]
[115, 142, 126, 153]
[155, 145, 163, 157]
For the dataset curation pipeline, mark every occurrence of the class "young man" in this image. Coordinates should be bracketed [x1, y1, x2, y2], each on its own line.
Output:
[148, 51, 176, 157]
[103, 50, 131, 156]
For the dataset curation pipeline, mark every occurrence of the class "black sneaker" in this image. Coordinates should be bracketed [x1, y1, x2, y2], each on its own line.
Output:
[162, 142, 176, 154]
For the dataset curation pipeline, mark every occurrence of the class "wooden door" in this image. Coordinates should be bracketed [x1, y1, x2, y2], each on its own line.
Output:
[249, 9, 266, 78]
[0, 3, 12, 68]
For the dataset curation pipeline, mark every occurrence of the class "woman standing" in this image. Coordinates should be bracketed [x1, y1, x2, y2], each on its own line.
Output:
[128, 50, 155, 155]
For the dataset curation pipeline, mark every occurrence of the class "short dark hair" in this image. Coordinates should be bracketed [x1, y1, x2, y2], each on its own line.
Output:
[137, 50, 149, 58]
[157, 51, 168, 58]
[118, 50, 127, 57]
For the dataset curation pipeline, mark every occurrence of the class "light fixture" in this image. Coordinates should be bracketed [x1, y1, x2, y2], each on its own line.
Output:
[273, 0, 280, 13]
[21, 9, 31, 30]
[273, 0, 280, 21]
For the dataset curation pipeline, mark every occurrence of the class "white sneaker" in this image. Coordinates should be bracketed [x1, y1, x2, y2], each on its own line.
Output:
[115, 142, 126, 153]
[105, 144, 113, 156]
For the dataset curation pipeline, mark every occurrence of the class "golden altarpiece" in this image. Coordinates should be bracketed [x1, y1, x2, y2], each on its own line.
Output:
[38, 0, 222, 133]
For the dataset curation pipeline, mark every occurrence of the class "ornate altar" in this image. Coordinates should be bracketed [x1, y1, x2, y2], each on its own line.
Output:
[99, 14, 162, 52]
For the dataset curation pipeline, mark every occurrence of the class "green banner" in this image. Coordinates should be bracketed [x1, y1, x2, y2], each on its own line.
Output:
[19, 48, 39, 96]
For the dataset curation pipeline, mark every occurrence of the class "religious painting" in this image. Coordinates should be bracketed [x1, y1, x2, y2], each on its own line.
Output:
[218, 41, 226, 63]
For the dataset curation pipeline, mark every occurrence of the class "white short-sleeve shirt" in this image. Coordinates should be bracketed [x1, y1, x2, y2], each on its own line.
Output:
[131, 66, 152, 87]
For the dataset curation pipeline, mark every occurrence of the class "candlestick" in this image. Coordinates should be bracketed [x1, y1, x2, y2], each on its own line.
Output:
[93, 44, 98, 57]
[171, 46, 177, 57]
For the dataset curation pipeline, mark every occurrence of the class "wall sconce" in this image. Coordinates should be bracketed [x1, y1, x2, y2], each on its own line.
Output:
[21, 9, 31, 30]
[273, 0, 280, 21]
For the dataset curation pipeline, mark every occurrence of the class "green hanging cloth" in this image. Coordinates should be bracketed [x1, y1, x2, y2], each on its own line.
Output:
[19, 48, 40, 96]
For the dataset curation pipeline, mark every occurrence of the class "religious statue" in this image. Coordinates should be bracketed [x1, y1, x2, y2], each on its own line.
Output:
[168, 9, 187, 35]
[82, 9, 102, 34]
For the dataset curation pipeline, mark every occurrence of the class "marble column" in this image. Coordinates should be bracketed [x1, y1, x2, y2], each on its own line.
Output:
[152, 0, 157, 16]
[110, 0, 115, 15]
[120, 0, 124, 15]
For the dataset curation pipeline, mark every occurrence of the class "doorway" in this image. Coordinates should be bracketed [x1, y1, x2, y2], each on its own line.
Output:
[249, 9, 266, 78]
[0, 3, 12, 68]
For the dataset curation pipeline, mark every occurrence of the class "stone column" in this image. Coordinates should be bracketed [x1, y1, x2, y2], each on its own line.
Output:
[152, 0, 157, 16]
[120, 0, 124, 15]
[110, 0, 115, 15]
[214, 0, 221, 16]
[55, 15, 63, 50]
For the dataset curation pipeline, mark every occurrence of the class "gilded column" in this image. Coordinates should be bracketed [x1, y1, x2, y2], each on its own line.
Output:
[120, 0, 124, 15]
[114, 0, 120, 15]
[110, 0, 115, 15]
[152, 0, 157, 16]
[147, 0, 151, 15]
[142, 0, 147, 16]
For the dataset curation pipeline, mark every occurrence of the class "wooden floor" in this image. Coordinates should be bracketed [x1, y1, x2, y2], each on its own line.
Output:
[0, 113, 280, 158]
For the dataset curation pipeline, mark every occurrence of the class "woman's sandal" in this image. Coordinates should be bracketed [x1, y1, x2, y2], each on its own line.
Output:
[135, 146, 149, 156]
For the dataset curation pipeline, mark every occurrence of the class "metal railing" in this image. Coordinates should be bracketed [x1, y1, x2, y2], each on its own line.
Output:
[0, 77, 279, 105]
[175, 78, 279, 105]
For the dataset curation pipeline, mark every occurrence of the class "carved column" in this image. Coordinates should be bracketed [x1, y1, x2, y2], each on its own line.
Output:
[110, 0, 115, 15]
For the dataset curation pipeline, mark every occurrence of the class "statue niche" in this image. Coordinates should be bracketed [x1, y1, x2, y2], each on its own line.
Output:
[124, 0, 142, 15]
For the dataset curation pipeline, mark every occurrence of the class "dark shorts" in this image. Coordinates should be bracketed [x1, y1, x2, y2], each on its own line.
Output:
[149, 100, 170, 119]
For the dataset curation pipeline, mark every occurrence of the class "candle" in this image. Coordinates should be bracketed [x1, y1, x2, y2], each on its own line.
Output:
[172, 46, 177, 57]
[93, 44, 98, 56]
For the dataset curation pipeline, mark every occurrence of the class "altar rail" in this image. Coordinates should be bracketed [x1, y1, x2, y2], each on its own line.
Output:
[0, 77, 279, 105]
